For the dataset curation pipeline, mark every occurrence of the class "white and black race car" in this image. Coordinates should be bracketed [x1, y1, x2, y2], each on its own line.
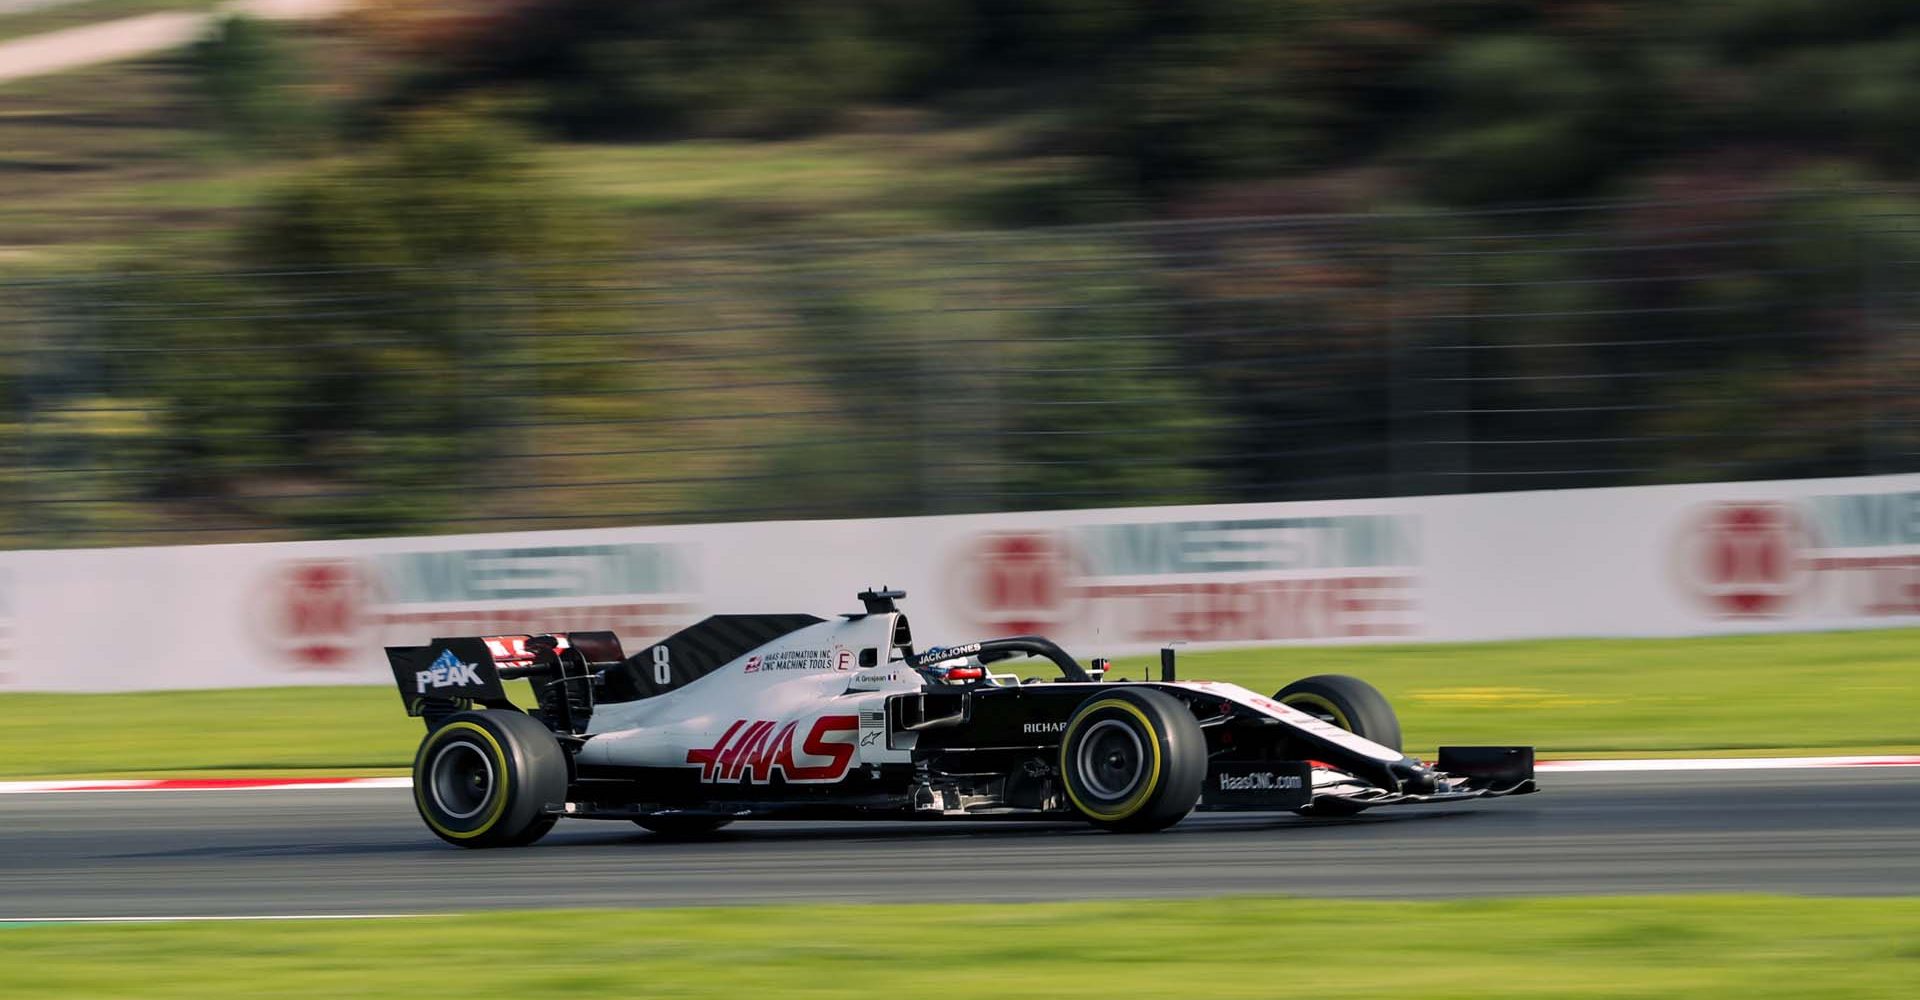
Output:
[387, 589, 1534, 847]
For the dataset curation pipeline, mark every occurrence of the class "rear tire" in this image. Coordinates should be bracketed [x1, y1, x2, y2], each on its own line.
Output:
[633, 816, 734, 838]
[413, 710, 568, 848]
[1059, 688, 1205, 832]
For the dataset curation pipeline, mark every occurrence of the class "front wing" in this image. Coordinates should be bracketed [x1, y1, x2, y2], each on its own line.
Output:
[1199, 745, 1536, 814]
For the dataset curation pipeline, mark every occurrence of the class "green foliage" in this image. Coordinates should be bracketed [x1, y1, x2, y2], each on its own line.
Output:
[699, 240, 1218, 519]
[700, 272, 930, 519]
[67, 110, 632, 538]
[375, 0, 1919, 206]
[16, 0, 1920, 538]
[1673, 0, 1917, 56]
[184, 15, 326, 153]
[1749, 36, 1920, 165]
[992, 279, 1217, 507]
[247, 108, 577, 271]
[1631, 183, 1920, 481]
[449, 1, 910, 138]
[1412, 35, 1618, 204]
[1091, 33, 1321, 194]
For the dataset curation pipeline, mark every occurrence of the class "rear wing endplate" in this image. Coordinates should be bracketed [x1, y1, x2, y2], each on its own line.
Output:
[385, 631, 625, 722]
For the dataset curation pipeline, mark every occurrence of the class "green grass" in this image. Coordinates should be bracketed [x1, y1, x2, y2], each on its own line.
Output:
[1, 628, 1915, 780]
[539, 114, 1091, 238]
[3, 686, 417, 778]
[1139, 627, 1920, 758]
[3, 896, 1918, 999]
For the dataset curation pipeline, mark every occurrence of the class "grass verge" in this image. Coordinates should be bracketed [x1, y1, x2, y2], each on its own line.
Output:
[1156, 627, 1920, 758]
[4, 896, 1919, 999]
[2, 627, 1915, 779]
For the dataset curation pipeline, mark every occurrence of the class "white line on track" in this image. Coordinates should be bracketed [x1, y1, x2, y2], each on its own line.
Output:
[2, 755, 1915, 795]
[0, 777, 412, 794]
[1534, 755, 1920, 772]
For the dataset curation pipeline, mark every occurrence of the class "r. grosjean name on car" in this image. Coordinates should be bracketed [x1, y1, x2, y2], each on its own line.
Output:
[1217, 771, 1303, 791]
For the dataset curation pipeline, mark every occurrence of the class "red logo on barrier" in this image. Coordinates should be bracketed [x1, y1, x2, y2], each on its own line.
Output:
[1676, 503, 1811, 617]
[955, 532, 1079, 634]
[254, 560, 377, 668]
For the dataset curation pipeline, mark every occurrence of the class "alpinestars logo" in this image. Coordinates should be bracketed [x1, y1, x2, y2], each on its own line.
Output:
[686, 716, 859, 784]
[414, 648, 483, 693]
[1217, 771, 1303, 792]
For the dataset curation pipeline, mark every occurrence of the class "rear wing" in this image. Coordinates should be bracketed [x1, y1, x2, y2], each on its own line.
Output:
[386, 631, 626, 731]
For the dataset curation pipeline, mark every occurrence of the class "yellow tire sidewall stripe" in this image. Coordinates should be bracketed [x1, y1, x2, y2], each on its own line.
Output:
[1281, 692, 1351, 731]
[1061, 699, 1164, 822]
[414, 720, 513, 840]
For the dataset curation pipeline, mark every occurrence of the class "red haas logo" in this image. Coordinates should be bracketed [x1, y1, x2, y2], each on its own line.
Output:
[1677, 503, 1811, 617]
[686, 715, 859, 784]
[253, 560, 377, 669]
[956, 532, 1079, 634]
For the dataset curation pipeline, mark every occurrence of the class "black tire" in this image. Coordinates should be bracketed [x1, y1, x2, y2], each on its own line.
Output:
[413, 710, 568, 849]
[1274, 674, 1400, 818]
[1059, 688, 1206, 832]
[510, 814, 561, 846]
[633, 816, 735, 838]
[1273, 674, 1402, 752]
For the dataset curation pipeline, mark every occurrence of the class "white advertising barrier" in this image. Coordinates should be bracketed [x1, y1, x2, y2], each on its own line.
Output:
[0, 472, 1914, 692]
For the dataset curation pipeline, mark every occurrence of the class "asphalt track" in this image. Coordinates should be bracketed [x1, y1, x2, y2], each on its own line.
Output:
[2, 768, 1916, 918]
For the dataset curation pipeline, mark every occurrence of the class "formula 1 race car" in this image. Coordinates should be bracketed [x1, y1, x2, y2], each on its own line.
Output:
[386, 589, 1535, 847]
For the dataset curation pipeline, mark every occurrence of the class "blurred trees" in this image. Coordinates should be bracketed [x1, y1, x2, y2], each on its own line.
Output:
[349, 0, 1914, 206]
[7, 0, 1917, 543]
[185, 16, 331, 154]
[62, 111, 633, 537]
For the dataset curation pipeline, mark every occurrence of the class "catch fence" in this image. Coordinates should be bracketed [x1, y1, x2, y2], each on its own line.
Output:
[1, 193, 1914, 546]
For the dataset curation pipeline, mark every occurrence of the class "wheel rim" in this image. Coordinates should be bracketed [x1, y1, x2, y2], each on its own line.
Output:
[1076, 718, 1146, 800]
[1283, 694, 1350, 730]
[428, 739, 495, 820]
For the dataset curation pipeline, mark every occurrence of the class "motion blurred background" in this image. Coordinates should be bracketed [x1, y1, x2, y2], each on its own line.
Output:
[1, 0, 1915, 545]
[2, 7, 1918, 994]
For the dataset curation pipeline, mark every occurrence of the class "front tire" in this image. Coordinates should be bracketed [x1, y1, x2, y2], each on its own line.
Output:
[1273, 674, 1401, 752]
[1274, 674, 1401, 818]
[413, 710, 568, 848]
[1059, 688, 1205, 832]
